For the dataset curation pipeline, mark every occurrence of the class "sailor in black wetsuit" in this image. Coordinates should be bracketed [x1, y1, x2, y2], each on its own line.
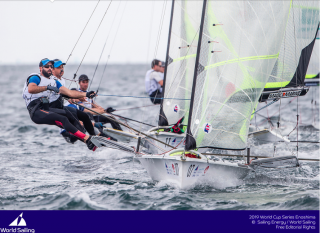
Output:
[72, 74, 123, 131]
[22, 58, 98, 150]
[50, 59, 115, 144]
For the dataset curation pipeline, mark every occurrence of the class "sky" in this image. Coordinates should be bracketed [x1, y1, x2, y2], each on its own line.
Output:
[0, 0, 171, 65]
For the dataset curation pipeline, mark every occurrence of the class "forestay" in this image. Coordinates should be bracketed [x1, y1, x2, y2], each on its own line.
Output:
[159, 0, 203, 126]
[186, 1, 292, 150]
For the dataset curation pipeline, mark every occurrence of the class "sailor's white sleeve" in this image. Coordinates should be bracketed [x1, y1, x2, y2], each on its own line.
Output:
[150, 72, 162, 82]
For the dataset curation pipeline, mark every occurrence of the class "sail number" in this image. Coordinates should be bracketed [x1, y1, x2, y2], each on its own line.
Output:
[268, 90, 301, 99]
[165, 138, 172, 147]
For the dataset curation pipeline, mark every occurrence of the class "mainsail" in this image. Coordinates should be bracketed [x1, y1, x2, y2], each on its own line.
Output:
[159, 0, 203, 126]
[185, 1, 293, 150]
[262, 1, 319, 95]
[305, 27, 319, 82]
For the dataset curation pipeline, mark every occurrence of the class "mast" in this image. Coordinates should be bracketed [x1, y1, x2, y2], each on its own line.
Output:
[159, 0, 175, 126]
[185, 0, 207, 151]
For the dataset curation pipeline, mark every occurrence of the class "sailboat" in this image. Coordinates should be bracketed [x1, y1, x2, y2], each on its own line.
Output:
[134, 0, 319, 188]
[142, 0, 202, 154]
[249, 2, 319, 144]
[133, 0, 320, 152]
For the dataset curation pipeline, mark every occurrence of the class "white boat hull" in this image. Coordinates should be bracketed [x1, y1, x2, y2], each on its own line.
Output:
[249, 129, 289, 145]
[103, 128, 139, 143]
[136, 150, 252, 189]
[103, 127, 186, 154]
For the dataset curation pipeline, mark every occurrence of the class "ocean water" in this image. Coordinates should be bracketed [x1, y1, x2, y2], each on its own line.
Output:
[0, 65, 318, 210]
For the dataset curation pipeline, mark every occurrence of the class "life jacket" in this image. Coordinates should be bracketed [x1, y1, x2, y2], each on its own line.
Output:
[22, 73, 60, 107]
[78, 89, 92, 109]
[145, 69, 162, 95]
[50, 76, 66, 109]
[145, 69, 153, 94]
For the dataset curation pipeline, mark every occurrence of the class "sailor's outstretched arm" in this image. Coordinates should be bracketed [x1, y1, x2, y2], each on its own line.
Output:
[92, 101, 104, 110]
[59, 86, 96, 99]
[28, 83, 47, 94]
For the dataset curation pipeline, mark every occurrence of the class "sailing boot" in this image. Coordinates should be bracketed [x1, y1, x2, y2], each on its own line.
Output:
[86, 136, 97, 151]
[61, 130, 78, 144]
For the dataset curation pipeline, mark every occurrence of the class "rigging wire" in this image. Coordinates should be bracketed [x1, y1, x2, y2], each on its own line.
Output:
[153, 0, 167, 59]
[141, 1, 165, 134]
[251, 99, 279, 116]
[292, 2, 299, 157]
[149, 1, 167, 107]
[70, 0, 113, 87]
[97, 93, 191, 100]
[63, 97, 149, 137]
[155, 26, 201, 126]
[263, 4, 295, 157]
[110, 113, 156, 128]
[96, 1, 128, 94]
[64, 98, 175, 149]
[65, 0, 101, 64]
[89, 1, 122, 91]
[146, 1, 155, 63]
[114, 104, 158, 112]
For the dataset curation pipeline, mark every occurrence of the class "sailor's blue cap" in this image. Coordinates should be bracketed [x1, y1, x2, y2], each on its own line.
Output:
[39, 58, 54, 67]
[53, 59, 66, 68]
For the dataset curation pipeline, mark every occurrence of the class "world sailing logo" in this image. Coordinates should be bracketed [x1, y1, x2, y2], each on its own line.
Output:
[0, 212, 35, 233]
[204, 123, 212, 133]
[9, 213, 26, 226]
[172, 138, 176, 145]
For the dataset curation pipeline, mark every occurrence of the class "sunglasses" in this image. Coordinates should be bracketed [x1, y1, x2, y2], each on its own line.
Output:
[43, 65, 53, 68]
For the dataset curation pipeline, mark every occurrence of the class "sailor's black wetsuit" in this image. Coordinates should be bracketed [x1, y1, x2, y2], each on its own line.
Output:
[50, 97, 96, 135]
[93, 115, 122, 131]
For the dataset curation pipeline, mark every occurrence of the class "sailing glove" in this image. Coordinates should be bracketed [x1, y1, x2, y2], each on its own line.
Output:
[94, 122, 104, 129]
[47, 85, 59, 93]
[86, 91, 96, 99]
[105, 107, 116, 113]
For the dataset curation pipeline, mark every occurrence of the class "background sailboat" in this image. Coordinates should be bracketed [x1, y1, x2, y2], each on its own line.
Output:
[249, 2, 319, 146]
[259, 1, 319, 101]
[143, 0, 203, 154]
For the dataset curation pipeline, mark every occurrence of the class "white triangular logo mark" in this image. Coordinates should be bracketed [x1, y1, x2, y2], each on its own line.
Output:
[9, 213, 26, 226]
